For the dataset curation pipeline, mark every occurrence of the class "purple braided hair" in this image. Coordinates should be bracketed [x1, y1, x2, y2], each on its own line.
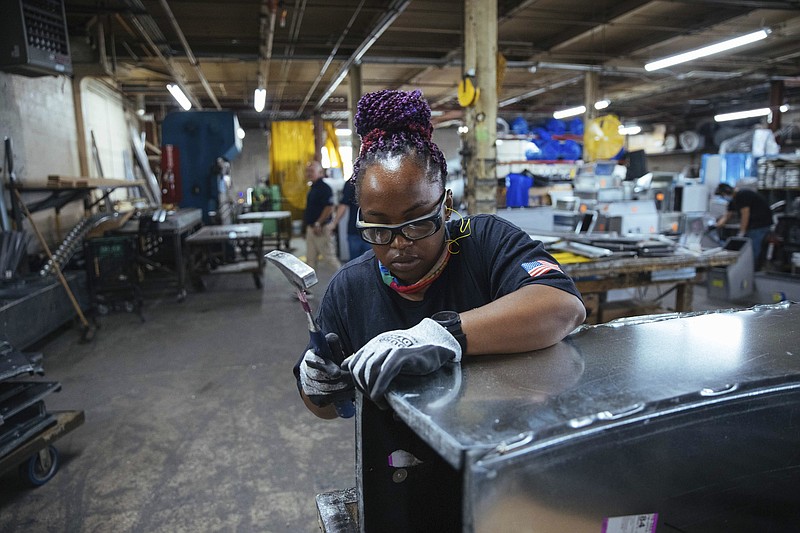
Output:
[351, 90, 447, 193]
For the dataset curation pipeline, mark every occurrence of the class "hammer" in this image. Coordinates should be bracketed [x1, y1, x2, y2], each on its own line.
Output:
[265, 250, 354, 418]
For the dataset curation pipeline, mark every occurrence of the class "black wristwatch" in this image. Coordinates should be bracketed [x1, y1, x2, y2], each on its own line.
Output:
[431, 310, 467, 353]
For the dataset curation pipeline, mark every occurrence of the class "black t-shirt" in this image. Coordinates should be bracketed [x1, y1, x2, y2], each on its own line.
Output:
[728, 189, 772, 229]
[292, 214, 583, 531]
[305, 213, 582, 358]
[303, 179, 334, 226]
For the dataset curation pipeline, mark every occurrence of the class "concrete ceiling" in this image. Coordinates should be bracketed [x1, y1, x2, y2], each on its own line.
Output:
[63, 0, 800, 130]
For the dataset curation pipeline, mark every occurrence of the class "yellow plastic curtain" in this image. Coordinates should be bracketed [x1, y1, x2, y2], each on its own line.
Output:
[323, 122, 342, 170]
[269, 120, 343, 218]
[269, 121, 315, 217]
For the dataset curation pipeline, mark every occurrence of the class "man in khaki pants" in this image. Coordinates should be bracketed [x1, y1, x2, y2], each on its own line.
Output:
[303, 161, 342, 271]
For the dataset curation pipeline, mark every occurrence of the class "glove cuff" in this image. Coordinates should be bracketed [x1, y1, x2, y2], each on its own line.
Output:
[431, 311, 467, 355]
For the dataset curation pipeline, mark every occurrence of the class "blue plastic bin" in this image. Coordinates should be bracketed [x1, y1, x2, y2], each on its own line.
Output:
[505, 173, 533, 207]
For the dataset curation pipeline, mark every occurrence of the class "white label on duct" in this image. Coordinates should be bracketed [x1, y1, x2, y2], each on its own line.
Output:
[601, 513, 658, 533]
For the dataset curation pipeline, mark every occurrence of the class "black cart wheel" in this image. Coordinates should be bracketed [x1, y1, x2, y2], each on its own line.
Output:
[253, 273, 263, 289]
[20, 445, 59, 486]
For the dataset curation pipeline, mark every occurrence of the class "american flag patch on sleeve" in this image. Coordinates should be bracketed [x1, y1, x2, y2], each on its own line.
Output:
[522, 259, 562, 277]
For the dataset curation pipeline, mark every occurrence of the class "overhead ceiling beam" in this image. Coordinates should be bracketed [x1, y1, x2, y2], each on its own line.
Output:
[661, 0, 800, 9]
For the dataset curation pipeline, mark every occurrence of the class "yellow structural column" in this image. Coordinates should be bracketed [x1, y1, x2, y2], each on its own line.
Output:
[463, 0, 497, 215]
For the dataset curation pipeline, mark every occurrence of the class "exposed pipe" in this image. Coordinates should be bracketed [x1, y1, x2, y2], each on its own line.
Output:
[313, 0, 411, 111]
[297, 0, 366, 116]
[121, 0, 201, 109]
[270, 0, 307, 116]
[257, 0, 278, 90]
[498, 75, 583, 107]
[158, 0, 221, 109]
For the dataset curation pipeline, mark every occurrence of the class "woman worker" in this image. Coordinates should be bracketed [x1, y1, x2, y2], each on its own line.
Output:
[294, 89, 586, 531]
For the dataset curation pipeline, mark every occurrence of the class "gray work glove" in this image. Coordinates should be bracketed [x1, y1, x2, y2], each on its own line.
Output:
[299, 333, 354, 408]
[342, 318, 462, 406]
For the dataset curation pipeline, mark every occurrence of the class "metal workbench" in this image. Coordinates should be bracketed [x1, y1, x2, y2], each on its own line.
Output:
[114, 208, 203, 301]
[185, 223, 265, 289]
[332, 302, 800, 532]
[563, 250, 740, 315]
[237, 210, 292, 250]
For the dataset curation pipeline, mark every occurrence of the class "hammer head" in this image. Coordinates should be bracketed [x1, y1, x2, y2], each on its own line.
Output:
[266, 250, 318, 291]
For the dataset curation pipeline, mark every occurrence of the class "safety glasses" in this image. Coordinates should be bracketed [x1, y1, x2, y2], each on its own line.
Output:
[356, 190, 448, 245]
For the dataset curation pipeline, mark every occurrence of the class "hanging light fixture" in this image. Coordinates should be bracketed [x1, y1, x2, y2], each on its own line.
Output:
[618, 125, 642, 135]
[254, 87, 267, 113]
[645, 29, 769, 72]
[166, 84, 191, 110]
[553, 105, 586, 119]
[553, 100, 612, 119]
[714, 104, 789, 123]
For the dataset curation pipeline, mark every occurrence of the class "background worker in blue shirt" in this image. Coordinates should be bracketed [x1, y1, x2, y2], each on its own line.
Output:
[302, 160, 341, 271]
[715, 183, 773, 269]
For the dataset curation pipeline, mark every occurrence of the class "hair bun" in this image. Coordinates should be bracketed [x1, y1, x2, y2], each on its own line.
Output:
[354, 90, 432, 140]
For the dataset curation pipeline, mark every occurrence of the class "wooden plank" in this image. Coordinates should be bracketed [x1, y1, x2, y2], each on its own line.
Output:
[563, 251, 739, 278]
[43, 176, 147, 189]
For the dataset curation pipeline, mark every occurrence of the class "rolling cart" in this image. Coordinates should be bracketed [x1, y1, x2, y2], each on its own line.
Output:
[0, 409, 84, 486]
[0, 338, 84, 486]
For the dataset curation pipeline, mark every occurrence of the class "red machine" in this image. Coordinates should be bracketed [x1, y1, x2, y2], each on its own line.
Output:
[160, 144, 182, 206]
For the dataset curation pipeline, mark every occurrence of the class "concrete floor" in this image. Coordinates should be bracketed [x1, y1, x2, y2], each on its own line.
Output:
[0, 241, 353, 532]
[0, 237, 763, 532]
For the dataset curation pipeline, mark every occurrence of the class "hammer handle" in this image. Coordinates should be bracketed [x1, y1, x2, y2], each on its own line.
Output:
[308, 329, 355, 418]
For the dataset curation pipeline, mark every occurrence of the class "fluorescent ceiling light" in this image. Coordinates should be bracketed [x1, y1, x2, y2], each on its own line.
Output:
[594, 99, 610, 110]
[553, 105, 586, 119]
[780, 104, 790, 112]
[335, 128, 352, 136]
[167, 84, 191, 110]
[618, 125, 641, 135]
[254, 88, 267, 113]
[645, 29, 769, 72]
[714, 107, 771, 122]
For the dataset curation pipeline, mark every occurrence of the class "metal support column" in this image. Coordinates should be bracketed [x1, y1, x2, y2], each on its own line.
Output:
[583, 72, 598, 161]
[584, 71, 598, 121]
[769, 80, 784, 132]
[348, 63, 362, 157]
[313, 112, 324, 163]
